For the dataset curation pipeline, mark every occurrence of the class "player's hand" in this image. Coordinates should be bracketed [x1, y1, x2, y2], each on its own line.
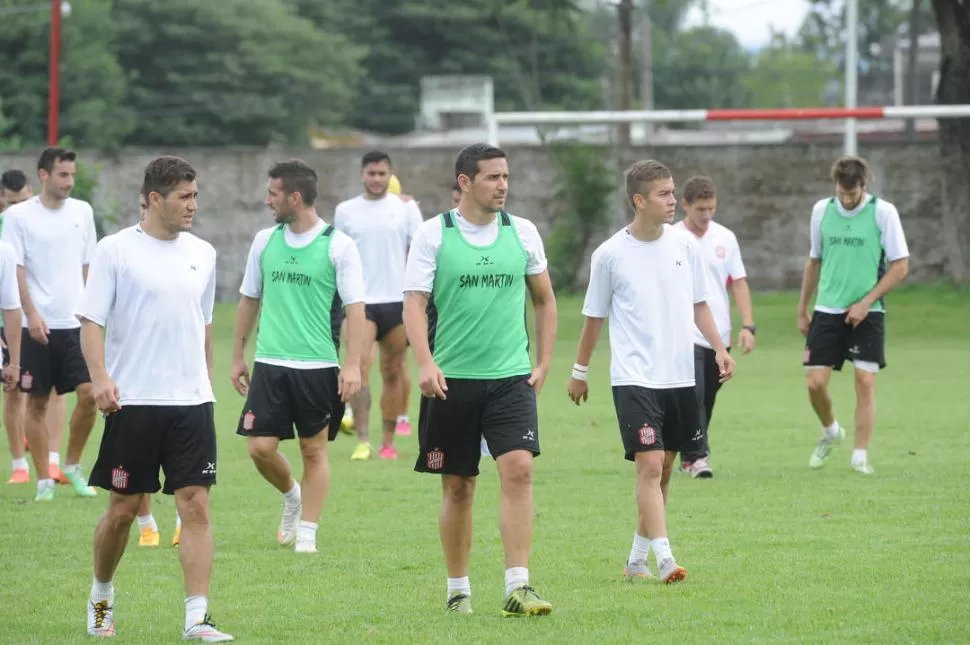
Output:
[797, 310, 811, 337]
[2, 364, 18, 391]
[338, 363, 362, 402]
[230, 358, 250, 396]
[91, 376, 121, 414]
[844, 302, 869, 328]
[26, 312, 48, 345]
[418, 360, 447, 400]
[715, 349, 736, 384]
[567, 377, 588, 406]
[737, 328, 756, 354]
[527, 364, 549, 394]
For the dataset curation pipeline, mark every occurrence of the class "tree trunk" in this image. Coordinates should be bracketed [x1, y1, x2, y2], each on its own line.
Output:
[930, 0, 970, 283]
[616, 0, 633, 145]
[904, 0, 921, 138]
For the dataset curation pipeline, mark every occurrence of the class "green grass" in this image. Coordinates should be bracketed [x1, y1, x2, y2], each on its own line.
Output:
[1, 286, 968, 644]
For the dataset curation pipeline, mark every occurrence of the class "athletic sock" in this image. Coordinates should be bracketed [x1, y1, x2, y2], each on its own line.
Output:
[137, 514, 158, 532]
[851, 449, 867, 465]
[823, 421, 840, 439]
[504, 567, 529, 596]
[12, 457, 28, 471]
[651, 537, 673, 563]
[447, 576, 471, 599]
[184, 596, 207, 631]
[627, 533, 651, 565]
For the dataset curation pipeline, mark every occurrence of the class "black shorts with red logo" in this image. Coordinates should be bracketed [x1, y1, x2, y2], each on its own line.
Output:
[611, 385, 701, 460]
[415, 375, 539, 477]
[235, 362, 344, 441]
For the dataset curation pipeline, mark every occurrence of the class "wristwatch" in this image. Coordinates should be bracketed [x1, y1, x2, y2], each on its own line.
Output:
[742, 325, 757, 335]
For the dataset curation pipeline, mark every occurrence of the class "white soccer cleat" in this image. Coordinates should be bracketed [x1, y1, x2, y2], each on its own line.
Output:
[87, 599, 115, 637]
[183, 615, 233, 642]
[277, 499, 301, 547]
[851, 460, 875, 475]
[809, 423, 845, 469]
[657, 557, 687, 584]
[294, 537, 317, 554]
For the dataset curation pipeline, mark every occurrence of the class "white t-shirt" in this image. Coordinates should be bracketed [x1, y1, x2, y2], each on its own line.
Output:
[239, 219, 366, 370]
[334, 194, 423, 304]
[76, 225, 217, 406]
[582, 225, 707, 390]
[808, 194, 910, 314]
[404, 211, 548, 293]
[674, 220, 746, 349]
[2, 196, 97, 329]
[0, 241, 22, 314]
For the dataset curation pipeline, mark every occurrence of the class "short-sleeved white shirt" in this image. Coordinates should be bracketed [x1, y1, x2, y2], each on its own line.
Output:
[334, 194, 423, 304]
[404, 210, 547, 293]
[1, 196, 97, 329]
[0, 241, 22, 314]
[808, 194, 909, 314]
[582, 225, 707, 389]
[674, 220, 747, 348]
[76, 225, 217, 406]
[239, 219, 366, 370]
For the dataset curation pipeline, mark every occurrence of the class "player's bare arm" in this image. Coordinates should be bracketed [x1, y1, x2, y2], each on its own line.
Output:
[338, 301, 366, 402]
[79, 318, 120, 413]
[694, 301, 736, 383]
[1, 307, 21, 390]
[16, 265, 47, 345]
[567, 316, 604, 405]
[403, 290, 447, 400]
[797, 258, 821, 336]
[204, 323, 214, 384]
[525, 270, 557, 394]
[845, 257, 909, 327]
[730, 277, 756, 353]
[230, 295, 261, 395]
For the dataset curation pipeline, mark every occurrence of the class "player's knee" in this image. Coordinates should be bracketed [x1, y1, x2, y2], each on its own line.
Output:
[497, 452, 533, 489]
[380, 360, 403, 386]
[175, 488, 209, 525]
[442, 475, 476, 503]
[634, 451, 664, 481]
[75, 383, 97, 410]
[26, 396, 49, 419]
[247, 438, 277, 462]
[298, 437, 327, 464]
[854, 369, 876, 395]
[106, 494, 141, 528]
[806, 371, 829, 393]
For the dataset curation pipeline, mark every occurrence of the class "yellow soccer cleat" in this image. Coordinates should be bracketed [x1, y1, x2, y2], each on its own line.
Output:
[138, 527, 160, 547]
[351, 442, 372, 461]
[339, 409, 354, 435]
[171, 525, 181, 547]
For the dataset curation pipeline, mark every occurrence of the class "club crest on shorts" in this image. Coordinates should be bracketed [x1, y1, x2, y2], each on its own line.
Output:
[242, 410, 255, 431]
[638, 424, 656, 446]
[426, 448, 445, 470]
[111, 467, 129, 490]
[20, 371, 32, 390]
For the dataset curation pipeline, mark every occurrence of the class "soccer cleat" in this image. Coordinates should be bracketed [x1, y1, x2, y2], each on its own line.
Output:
[50, 464, 69, 485]
[350, 442, 372, 461]
[183, 615, 233, 642]
[851, 460, 875, 475]
[378, 445, 398, 460]
[35, 486, 55, 501]
[501, 585, 553, 617]
[87, 599, 115, 637]
[623, 560, 654, 581]
[277, 499, 301, 547]
[139, 528, 160, 547]
[446, 592, 473, 614]
[658, 558, 687, 584]
[395, 418, 412, 436]
[171, 526, 181, 547]
[809, 423, 845, 469]
[65, 469, 98, 497]
[685, 457, 713, 479]
[339, 410, 354, 435]
[7, 468, 29, 484]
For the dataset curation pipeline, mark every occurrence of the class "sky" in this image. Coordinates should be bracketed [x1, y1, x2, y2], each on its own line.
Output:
[683, 0, 812, 50]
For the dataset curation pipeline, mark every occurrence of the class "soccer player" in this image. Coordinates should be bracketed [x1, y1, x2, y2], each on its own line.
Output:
[404, 143, 557, 616]
[232, 160, 366, 554]
[673, 176, 756, 478]
[334, 150, 422, 461]
[797, 155, 909, 475]
[80, 156, 232, 641]
[2, 148, 99, 501]
[567, 159, 735, 584]
[0, 227, 23, 398]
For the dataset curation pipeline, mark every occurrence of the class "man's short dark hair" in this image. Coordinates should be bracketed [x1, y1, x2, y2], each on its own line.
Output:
[37, 147, 76, 174]
[141, 156, 197, 200]
[361, 150, 391, 168]
[624, 159, 672, 204]
[268, 160, 318, 206]
[455, 143, 506, 181]
[1, 170, 28, 193]
[682, 176, 717, 204]
[830, 155, 870, 189]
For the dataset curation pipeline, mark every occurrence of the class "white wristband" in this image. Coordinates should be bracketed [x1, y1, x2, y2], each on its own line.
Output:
[571, 363, 588, 381]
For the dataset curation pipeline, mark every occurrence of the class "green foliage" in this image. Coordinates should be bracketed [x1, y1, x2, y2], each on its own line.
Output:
[744, 35, 839, 108]
[653, 26, 752, 110]
[546, 143, 614, 292]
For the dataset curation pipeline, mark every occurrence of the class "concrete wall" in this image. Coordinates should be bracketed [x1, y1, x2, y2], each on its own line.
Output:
[0, 141, 942, 300]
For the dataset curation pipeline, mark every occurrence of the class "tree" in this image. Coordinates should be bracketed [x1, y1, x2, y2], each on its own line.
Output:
[930, 0, 970, 282]
[744, 34, 839, 108]
[652, 26, 752, 111]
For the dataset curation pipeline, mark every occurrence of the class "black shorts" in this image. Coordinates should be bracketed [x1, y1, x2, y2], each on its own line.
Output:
[0, 327, 9, 367]
[612, 385, 702, 460]
[19, 327, 91, 395]
[683, 345, 730, 461]
[235, 362, 344, 441]
[365, 302, 404, 342]
[415, 375, 539, 477]
[804, 311, 886, 371]
[89, 403, 217, 495]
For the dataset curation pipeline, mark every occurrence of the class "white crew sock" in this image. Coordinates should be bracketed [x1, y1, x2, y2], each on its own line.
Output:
[627, 533, 651, 565]
[137, 514, 158, 532]
[64, 463, 82, 476]
[175, 511, 182, 528]
[297, 520, 317, 543]
[396, 415, 408, 423]
[504, 567, 529, 596]
[650, 537, 673, 564]
[447, 576, 471, 598]
[37, 478, 54, 492]
[49, 451, 60, 466]
[90, 577, 114, 603]
[12, 457, 28, 471]
[184, 595, 207, 631]
[823, 421, 840, 438]
[851, 449, 867, 465]
[283, 482, 301, 506]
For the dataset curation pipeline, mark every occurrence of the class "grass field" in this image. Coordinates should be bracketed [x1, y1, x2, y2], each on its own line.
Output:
[1, 285, 968, 644]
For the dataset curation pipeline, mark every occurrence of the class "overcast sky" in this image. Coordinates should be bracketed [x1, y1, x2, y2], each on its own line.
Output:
[683, 0, 812, 49]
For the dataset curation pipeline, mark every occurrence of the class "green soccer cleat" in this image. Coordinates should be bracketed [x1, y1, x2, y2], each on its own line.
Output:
[501, 585, 552, 617]
[35, 486, 55, 502]
[809, 423, 845, 469]
[65, 469, 98, 497]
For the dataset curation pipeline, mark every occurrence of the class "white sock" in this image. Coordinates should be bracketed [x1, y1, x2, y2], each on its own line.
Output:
[184, 595, 207, 631]
[627, 533, 651, 565]
[396, 415, 408, 423]
[345, 407, 354, 421]
[283, 482, 301, 505]
[12, 457, 28, 471]
[90, 577, 114, 603]
[651, 537, 673, 564]
[297, 520, 317, 543]
[137, 514, 158, 532]
[823, 421, 840, 438]
[65, 463, 82, 476]
[49, 451, 60, 466]
[175, 511, 182, 528]
[37, 478, 54, 490]
[504, 567, 529, 596]
[851, 449, 867, 465]
[447, 576, 471, 598]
